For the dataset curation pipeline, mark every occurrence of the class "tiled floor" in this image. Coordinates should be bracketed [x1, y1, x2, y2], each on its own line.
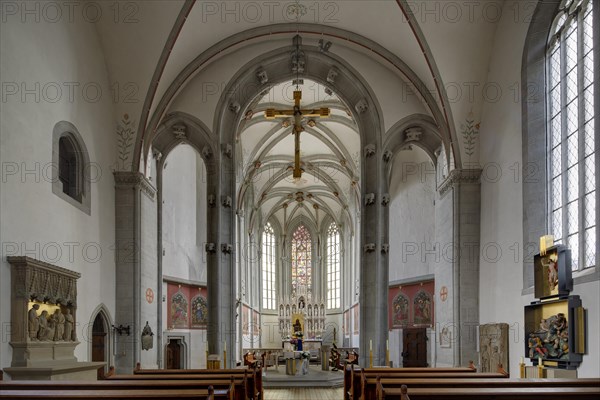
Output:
[264, 388, 343, 400]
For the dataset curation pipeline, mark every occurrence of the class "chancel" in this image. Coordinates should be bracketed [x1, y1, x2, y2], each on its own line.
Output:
[1, 0, 599, 398]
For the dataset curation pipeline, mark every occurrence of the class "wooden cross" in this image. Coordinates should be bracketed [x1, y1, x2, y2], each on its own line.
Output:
[265, 90, 330, 178]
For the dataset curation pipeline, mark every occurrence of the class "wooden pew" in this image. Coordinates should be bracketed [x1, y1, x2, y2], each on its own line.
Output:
[131, 363, 262, 400]
[356, 370, 509, 400]
[0, 384, 227, 399]
[0, 380, 235, 399]
[103, 376, 246, 400]
[345, 364, 497, 400]
[131, 363, 263, 399]
[375, 383, 600, 400]
[367, 377, 600, 400]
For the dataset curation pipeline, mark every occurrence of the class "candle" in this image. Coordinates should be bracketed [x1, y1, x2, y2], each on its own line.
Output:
[520, 356, 524, 364]
[224, 340, 227, 350]
[386, 339, 389, 350]
[370, 340, 372, 351]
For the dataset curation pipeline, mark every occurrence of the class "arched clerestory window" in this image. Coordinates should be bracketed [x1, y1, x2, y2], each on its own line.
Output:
[52, 121, 91, 214]
[291, 224, 312, 293]
[547, 0, 595, 271]
[262, 222, 277, 310]
[326, 222, 341, 309]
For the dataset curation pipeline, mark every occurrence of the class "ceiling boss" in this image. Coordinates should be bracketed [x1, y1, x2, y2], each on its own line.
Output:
[264, 35, 331, 179]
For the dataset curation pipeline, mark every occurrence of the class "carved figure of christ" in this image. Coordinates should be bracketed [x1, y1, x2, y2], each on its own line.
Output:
[265, 90, 330, 178]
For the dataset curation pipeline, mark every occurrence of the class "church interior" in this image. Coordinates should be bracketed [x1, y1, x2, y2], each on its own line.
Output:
[1, 0, 599, 398]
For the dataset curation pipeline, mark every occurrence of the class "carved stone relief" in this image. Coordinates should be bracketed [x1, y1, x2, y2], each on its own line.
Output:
[479, 323, 509, 373]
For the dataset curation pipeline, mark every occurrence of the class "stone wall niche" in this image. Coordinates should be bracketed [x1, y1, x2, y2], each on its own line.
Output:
[4, 256, 104, 380]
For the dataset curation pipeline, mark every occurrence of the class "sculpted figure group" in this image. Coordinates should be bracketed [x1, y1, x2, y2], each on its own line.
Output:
[28, 304, 74, 341]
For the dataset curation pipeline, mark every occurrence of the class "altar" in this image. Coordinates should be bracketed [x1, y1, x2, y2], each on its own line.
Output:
[283, 339, 322, 365]
[284, 351, 310, 376]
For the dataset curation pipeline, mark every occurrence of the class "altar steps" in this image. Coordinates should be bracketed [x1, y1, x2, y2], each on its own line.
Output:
[262, 365, 344, 388]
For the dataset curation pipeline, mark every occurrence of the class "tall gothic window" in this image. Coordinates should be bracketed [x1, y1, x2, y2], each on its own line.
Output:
[262, 223, 276, 310]
[326, 223, 341, 309]
[291, 225, 312, 292]
[547, 0, 595, 270]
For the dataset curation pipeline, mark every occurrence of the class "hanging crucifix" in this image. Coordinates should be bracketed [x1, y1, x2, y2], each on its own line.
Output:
[264, 36, 330, 179]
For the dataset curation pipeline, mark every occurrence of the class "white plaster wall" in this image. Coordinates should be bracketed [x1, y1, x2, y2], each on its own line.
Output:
[434, 184, 455, 367]
[140, 192, 158, 368]
[260, 314, 281, 349]
[0, 6, 116, 368]
[161, 144, 207, 282]
[389, 149, 436, 282]
[160, 144, 208, 368]
[479, 0, 599, 378]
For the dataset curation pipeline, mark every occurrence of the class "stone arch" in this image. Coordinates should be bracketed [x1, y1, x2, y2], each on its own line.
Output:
[137, 23, 459, 171]
[383, 114, 442, 188]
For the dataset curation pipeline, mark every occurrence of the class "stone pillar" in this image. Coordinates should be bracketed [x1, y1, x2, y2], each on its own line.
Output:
[208, 144, 236, 368]
[113, 172, 156, 373]
[359, 144, 388, 367]
[436, 169, 482, 367]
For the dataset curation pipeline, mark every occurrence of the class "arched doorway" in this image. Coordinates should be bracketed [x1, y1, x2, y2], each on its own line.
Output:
[92, 312, 109, 378]
[165, 338, 184, 369]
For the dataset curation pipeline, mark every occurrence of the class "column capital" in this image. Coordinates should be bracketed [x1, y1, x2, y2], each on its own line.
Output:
[113, 171, 156, 200]
[438, 169, 482, 197]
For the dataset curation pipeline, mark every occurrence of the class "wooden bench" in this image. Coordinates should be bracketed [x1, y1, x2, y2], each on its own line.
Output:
[376, 383, 600, 400]
[366, 377, 600, 400]
[344, 364, 487, 400]
[0, 385, 226, 399]
[244, 352, 259, 368]
[130, 364, 262, 399]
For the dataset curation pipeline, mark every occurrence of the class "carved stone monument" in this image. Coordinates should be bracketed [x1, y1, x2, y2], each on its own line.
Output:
[4, 256, 104, 380]
[479, 323, 509, 373]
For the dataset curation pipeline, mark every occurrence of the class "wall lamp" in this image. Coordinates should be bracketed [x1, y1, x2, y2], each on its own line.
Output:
[112, 324, 131, 336]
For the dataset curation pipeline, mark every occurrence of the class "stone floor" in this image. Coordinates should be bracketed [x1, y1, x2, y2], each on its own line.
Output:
[262, 365, 344, 388]
[264, 388, 343, 400]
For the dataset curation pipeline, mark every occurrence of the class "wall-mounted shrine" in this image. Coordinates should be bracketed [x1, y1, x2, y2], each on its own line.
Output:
[524, 245, 587, 370]
[4, 256, 104, 380]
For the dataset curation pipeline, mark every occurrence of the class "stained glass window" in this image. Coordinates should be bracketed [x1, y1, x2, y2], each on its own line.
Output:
[547, 0, 595, 270]
[262, 223, 276, 310]
[326, 223, 341, 309]
[291, 225, 312, 292]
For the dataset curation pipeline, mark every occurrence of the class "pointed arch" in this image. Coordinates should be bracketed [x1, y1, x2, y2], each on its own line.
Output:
[87, 304, 113, 374]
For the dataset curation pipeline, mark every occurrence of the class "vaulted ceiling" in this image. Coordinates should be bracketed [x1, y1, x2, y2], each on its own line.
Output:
[238, 79, 360, 232]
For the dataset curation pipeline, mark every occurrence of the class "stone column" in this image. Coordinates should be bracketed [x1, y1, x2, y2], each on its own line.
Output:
[359, 144, 388, 367]
[436, 169, 482, 367]
[113, 172, 156, 374]
[208, 144, 236, 368]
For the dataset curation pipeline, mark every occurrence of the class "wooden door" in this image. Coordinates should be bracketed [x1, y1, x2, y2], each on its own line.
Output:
[92, 314, 107, 379]
[166, 340, 182, 369]
[402, 328, 427, 367]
